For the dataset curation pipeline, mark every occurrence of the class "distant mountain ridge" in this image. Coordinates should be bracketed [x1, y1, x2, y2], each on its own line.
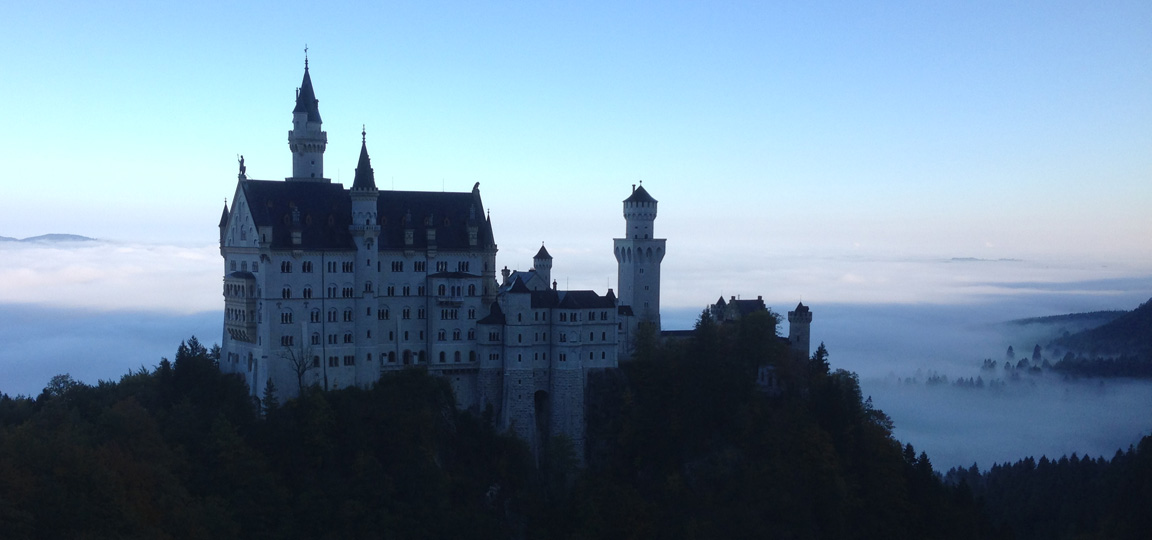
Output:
[0, 234, 97, 242]
[1054, 298, 1152, 358]
[1007, 311, 1127, 328]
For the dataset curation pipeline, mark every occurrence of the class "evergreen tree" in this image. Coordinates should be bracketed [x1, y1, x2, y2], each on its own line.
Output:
[262, 378, 279, 413]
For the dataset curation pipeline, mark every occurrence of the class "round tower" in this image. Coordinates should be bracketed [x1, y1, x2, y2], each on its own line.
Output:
[614, 183, 666, 337]
[532, 244, 552, 286]
[287, 58, 328, 181]
[787, 302, 813, 358]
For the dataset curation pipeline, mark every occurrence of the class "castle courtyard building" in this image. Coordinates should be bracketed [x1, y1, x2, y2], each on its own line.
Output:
[218, 62, 650, 454]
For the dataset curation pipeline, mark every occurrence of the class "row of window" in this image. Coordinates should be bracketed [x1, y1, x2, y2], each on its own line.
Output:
[436, 329, 475, 341]
[229, 260, 258, 272]
[276, 283, 484, 300]
[310, 350, 427, 366]
[226, 307, 251, 323]
[512, 351, 608, 362]
[279, 259, 478, 274]
[516, 310, 612, 323]
[224, 283, 251, 297]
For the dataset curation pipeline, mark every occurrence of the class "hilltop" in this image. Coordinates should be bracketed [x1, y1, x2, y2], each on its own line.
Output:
[1054, 297, 1152, 358]
[0, 234, 97, 243]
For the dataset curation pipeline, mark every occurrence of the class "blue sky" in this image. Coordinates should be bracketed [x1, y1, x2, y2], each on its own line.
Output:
[2, 2, 1150, 466]
[2, 1, 1150, 307]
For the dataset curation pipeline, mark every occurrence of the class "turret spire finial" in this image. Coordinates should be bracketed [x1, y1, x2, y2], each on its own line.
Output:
[304, 44, 309, 69]
[362, 124, 366, 144]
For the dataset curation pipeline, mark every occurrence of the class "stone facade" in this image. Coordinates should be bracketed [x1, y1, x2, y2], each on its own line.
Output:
[218, 63, 654, 456]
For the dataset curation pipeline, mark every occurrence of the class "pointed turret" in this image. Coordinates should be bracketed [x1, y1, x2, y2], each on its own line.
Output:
[351, 128, 376, 191]
[288, 59, 328, 181]
[292, 64, 323, 123]
[533, 243, 553, 285]
[534, 244, 552, 260]
[218, 202, 229, 248]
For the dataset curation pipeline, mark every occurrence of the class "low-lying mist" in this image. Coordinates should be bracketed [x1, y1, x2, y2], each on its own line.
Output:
[3, 238, 1150, 471]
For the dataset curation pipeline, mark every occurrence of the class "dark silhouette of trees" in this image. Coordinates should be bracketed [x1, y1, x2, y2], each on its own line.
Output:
[17, 324, 1149, 538]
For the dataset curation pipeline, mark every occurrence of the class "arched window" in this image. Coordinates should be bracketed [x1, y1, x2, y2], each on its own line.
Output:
[281, 287, 291, 299]
[454, 351, 461, 363]
[439, 351, 446, 363]
[438, 284, 446, 296]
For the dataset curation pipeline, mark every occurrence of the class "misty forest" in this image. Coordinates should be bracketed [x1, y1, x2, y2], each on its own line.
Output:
[1, 305, 1151, 539]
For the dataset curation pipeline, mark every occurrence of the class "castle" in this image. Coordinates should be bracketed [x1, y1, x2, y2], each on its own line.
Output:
[218, 62, 666, 454]
[218, 61, 810, 454]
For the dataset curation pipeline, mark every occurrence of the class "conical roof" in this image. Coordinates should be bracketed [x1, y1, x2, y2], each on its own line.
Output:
[534, 244, 552, 260]
[624, 184, 657, 203]
[351, 132, 376, 191]
[293, 66, 322, 123]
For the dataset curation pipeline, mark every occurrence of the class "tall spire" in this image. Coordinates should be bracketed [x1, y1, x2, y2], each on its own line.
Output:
[352, 126, 376, 191]
[293, 62, 322, 123]
[288, 55, 328, 181]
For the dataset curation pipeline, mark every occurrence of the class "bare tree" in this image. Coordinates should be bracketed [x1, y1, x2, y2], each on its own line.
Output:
[278, 343, 317, 397]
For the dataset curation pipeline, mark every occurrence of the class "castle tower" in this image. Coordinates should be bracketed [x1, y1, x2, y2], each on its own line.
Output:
[614, 183, 666, 336]
[287, 58, 328, 181]
[787, 302, 813, 358]
[349, 128, 380, 246]
[351, 129, 381, 361]
[533, 244, 552, 286]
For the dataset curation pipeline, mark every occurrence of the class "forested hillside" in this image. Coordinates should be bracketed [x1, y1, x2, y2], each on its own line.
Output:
[2, 316, 1147, 538]
[1055, 297, 1152, 358]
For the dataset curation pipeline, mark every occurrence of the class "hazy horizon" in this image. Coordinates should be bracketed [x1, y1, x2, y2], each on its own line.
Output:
[3, 237, 1150, 471]
[2, 1, 1149, 472]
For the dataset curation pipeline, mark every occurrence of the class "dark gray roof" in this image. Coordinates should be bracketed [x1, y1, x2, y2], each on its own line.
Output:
[219, 203, 229, 227]
[792, 302, 809, 313]
[624, 184, 656, 204]
[477, 303, 506, 325]
[729, 299, 766, 317]
[377, 190, 495, 251]
[239, 180, 496, 252]
[351, 138, 376, 191]
[241, 180, 355, 250]
[428, 271, 480, 279]
[508, 278, 532, 294]
[618, 305, 634, 316]
[293, 67, 322, 123]
[529, 289, 558, 308]
[557, 290, 615, 309]
[534, 244, 552, 260]
[227, 271, 255, 280]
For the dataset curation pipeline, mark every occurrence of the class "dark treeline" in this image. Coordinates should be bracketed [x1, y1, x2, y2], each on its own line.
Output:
[945, 439, 1152, 540]
[0, 338, 529, 539]
[0, 315, 1144, 538]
